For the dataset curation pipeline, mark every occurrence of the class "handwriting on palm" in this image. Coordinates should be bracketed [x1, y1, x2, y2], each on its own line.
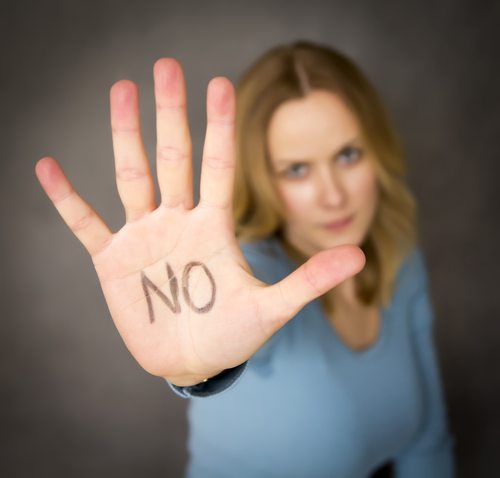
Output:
[36, 59, 365, 386]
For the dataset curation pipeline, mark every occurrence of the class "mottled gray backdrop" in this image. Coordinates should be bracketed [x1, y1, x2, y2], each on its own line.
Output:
[1, 1, 499, 477]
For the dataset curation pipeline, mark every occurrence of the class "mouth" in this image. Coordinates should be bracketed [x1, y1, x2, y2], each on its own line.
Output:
[322, 215, 354, 231]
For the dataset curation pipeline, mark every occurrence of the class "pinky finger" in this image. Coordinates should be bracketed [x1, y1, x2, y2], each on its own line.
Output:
[36, 157, 113, 256]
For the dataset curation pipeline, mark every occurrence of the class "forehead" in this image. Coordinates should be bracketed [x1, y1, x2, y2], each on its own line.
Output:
[267, 90, 360, 160]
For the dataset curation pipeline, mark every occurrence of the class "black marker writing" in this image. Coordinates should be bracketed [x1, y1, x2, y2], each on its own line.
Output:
[141, 263, 181, 323]
[182, 261, 216, 314]
[141, 261, 216, 322]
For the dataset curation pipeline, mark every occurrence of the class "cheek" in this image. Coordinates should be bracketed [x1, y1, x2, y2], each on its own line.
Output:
[276, 180, 317, 222]
[346, 165, 379, 209]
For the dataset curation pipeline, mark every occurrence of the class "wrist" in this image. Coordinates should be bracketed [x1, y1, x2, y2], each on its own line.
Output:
[168, 362, 249, 398]
[165, 370, 225, 387]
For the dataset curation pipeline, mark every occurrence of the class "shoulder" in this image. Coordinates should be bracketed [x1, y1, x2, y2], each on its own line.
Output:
[393, 246, 435, 331]
[239, 236, 292, 284]
[239, 235, 283, 261]
[395, 246, 431, 297]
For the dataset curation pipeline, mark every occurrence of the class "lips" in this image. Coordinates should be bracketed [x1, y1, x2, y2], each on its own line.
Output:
[323, 215, 353, 231]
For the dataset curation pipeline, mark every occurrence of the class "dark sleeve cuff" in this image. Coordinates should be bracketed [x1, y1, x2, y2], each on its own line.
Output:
[167, 361, 249, 398]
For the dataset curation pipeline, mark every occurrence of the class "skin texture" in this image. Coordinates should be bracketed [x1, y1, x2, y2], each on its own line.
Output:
[268, 90, 379, 258]
[268, 90, 381, 348]
[35, 59, 366, 386]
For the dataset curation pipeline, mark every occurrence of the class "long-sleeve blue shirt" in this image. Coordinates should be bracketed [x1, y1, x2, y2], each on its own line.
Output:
[171, 237, 455, 478]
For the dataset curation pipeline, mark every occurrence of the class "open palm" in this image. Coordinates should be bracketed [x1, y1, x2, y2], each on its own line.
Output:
[36, 59, 365, 386]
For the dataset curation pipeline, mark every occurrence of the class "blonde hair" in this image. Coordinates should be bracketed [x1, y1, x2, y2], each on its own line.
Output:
[234, 41, 417, 308]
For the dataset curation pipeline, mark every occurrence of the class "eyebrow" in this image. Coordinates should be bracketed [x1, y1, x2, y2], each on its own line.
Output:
[271, 137, 363, 165]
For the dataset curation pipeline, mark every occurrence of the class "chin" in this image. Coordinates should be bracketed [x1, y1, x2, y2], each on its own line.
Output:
[320, 232, 363, 249]
[287, 228, 366, 256]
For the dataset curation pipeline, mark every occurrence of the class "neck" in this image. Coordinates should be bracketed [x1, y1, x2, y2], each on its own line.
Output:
[330, 278, 359, 308]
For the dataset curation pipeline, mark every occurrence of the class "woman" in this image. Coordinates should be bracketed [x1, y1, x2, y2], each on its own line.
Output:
[36, 41, 455, 477]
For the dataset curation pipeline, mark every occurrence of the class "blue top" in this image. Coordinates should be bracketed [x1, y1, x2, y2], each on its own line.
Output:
[171, 237, 455, 478]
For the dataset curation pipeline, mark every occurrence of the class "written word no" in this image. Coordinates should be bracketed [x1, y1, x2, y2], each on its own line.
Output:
[141, 262, 216, 323]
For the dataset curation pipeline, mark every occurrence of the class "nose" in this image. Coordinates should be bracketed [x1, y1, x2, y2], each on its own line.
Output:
[317, 168, 345, 207]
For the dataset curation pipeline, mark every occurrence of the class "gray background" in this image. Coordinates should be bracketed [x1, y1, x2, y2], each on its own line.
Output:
[1, 0, 499, 477]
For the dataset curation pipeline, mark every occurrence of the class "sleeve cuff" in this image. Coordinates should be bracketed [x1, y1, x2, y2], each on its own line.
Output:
[167, 361, 249, 398]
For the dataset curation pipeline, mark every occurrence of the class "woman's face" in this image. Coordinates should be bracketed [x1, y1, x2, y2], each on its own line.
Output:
[267, 90, 379, 258]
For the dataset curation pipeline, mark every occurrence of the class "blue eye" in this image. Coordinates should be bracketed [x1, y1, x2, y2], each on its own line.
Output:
[338, 146, 362, 164]
[284, 163, 308, 178]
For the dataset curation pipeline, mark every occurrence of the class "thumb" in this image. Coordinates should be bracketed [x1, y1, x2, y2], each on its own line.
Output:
[260, 244, 366, 332]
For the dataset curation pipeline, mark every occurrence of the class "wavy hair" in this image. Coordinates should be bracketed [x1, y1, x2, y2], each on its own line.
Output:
[234, 41, 417, 308]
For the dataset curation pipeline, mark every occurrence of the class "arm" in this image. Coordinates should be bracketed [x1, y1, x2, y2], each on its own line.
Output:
[394, 251, 456, 478]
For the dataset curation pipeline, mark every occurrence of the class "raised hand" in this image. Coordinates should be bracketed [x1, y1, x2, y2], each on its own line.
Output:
[36, 59, 365, 386]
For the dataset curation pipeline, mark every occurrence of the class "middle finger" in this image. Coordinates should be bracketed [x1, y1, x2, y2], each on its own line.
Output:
[154, 58, 193, 209]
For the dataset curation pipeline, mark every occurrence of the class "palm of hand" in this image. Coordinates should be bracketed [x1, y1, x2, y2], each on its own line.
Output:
[36, 59, 364, 386]
[95, 203, 262, 385]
